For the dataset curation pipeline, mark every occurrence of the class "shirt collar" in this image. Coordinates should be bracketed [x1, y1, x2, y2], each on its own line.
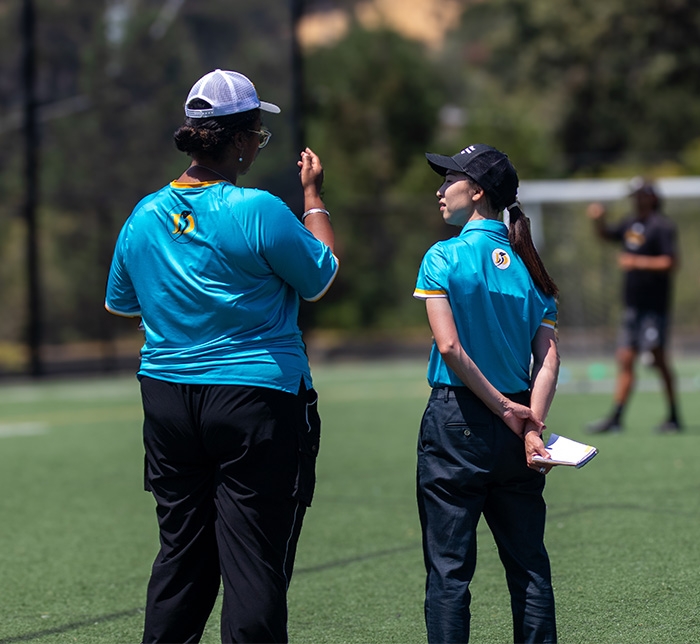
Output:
[459, 218, 508, 236]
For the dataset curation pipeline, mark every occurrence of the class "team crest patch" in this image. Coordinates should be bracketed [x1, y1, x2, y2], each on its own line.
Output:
[492, 248, 511, 269]
[166, 207, 198, 244]
[624, 222, 646, 250]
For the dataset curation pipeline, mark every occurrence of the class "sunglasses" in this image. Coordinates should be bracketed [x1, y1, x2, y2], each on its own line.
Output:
[248, 127, 272, 149]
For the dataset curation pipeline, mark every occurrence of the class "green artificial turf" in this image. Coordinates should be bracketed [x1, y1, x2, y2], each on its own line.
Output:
[0, 358, 698, 643]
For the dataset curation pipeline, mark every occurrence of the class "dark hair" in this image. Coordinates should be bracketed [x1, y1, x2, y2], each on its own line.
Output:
[465, 176, 557, 297]
[173, 99, 259, 160]
[507, 204, 558, 297]
[632, 183, 661, 211]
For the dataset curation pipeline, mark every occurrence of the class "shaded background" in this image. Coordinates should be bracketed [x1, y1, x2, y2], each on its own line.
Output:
[2, 0, 700, 376]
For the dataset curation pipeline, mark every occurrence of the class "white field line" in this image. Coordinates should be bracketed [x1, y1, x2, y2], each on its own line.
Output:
[0, 422, 50, 437]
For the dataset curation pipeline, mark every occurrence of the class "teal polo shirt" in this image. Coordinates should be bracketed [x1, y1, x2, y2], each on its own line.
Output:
[105, 180, 338, 392]
[414, 219, 556, 393]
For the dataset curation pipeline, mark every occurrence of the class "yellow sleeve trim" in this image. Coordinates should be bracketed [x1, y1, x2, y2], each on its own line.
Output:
[413, 288, 447, 300]
[541, 318, 557, 329]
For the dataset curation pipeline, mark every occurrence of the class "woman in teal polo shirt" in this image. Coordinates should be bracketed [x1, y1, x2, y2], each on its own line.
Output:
[414, 144, 560, 643]
[105, 69, 338, 644]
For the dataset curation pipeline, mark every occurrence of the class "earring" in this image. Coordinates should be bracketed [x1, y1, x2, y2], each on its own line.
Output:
[238, 156, 243, 162]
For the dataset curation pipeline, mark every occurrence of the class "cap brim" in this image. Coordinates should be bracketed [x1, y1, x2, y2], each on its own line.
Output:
[260, 101, 281, 114]
[627, 176, 656, 196]
[425, 153, 463, 176]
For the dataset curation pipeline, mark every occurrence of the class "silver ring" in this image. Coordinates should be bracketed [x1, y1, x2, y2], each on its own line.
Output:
[538, 467, 546, 473]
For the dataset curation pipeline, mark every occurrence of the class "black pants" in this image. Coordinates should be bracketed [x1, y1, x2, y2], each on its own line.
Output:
[417, 387, 557, 644]
[139, 377, 320, 644]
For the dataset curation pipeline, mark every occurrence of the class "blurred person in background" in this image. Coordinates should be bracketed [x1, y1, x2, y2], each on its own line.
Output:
[586, 178, 680, 434]
[414, 144, 560, 643]
[105, 69, 338, 643]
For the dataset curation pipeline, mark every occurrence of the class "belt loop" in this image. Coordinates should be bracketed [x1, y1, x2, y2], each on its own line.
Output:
[432, 386, 452, 402]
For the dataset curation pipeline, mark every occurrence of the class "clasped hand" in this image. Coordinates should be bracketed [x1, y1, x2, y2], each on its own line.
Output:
[502, 402, 553, 473]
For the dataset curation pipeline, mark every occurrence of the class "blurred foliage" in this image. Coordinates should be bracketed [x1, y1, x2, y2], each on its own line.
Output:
[2, 0, 700, 372]
[451, 0, 700, 175]
[0, 0, 301, 353]
[303, 23, 452, 329]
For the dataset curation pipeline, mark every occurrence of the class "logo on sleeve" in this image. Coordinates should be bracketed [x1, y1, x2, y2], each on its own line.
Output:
[492, 248, 511, 269]
[166, 208, 198, 244]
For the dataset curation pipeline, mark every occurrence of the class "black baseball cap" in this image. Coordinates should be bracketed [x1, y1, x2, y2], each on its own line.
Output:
[425, 144, 519, 211]
[628, 176, 658, 197]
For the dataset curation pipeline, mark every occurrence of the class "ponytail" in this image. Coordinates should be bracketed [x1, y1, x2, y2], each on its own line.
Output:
[507, 205, 558, 298]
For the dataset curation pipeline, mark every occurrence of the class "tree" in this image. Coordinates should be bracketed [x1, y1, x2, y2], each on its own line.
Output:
[304, 23, 449, 328]
[0, 0, 307, 371]
[450, 0, 700, 174]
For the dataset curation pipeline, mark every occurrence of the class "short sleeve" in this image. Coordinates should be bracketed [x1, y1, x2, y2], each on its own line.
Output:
[540, 296, 558, 330]
[606, 217, 629, 242]
[104, 222, 141, 317]
[255, 193, 338, 302]
[413, 244, 449, 300]
[657, 220, 678, 258]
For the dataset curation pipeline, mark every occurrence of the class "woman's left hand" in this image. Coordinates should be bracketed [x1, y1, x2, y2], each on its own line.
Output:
[297, 147, 324, 196]
[524, 427, 553, 474]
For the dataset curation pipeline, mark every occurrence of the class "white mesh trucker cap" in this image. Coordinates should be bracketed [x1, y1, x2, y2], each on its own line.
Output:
[184, 69, 281, 118]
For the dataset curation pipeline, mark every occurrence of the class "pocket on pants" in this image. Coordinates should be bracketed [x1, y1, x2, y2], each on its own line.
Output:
[442, 421, 491, 466]
[294, 387, 321, 507]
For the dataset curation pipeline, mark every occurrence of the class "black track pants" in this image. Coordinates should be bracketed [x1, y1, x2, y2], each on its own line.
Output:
[139, 377, 320, 644]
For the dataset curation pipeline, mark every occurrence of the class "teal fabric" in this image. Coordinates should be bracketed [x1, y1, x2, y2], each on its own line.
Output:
[106, 180, 337, 391]
[414, 219, 556, 392]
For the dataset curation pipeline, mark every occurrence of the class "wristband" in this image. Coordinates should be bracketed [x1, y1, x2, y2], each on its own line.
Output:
[302, 208, 330, 223]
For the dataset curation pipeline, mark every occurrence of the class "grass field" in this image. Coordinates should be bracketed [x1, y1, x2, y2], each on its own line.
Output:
[0, 357, 699, 643]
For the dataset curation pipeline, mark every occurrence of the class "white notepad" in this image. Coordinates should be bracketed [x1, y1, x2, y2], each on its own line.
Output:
[532, 433, 598, 468]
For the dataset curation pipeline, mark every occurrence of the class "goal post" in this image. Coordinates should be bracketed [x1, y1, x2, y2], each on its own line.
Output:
[516, 176, 700, 356]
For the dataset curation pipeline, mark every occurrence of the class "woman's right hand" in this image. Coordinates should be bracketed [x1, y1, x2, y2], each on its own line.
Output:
[298, 147, 324, 197]
[586, 202, 606, 220]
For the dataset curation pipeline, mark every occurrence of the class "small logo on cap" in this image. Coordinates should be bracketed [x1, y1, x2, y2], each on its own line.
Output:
[460, 145, 477, 155]
[492, 248, 511, 269]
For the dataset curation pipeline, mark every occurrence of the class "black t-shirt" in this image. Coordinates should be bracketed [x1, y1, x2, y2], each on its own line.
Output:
[606, 211, 678, 312]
